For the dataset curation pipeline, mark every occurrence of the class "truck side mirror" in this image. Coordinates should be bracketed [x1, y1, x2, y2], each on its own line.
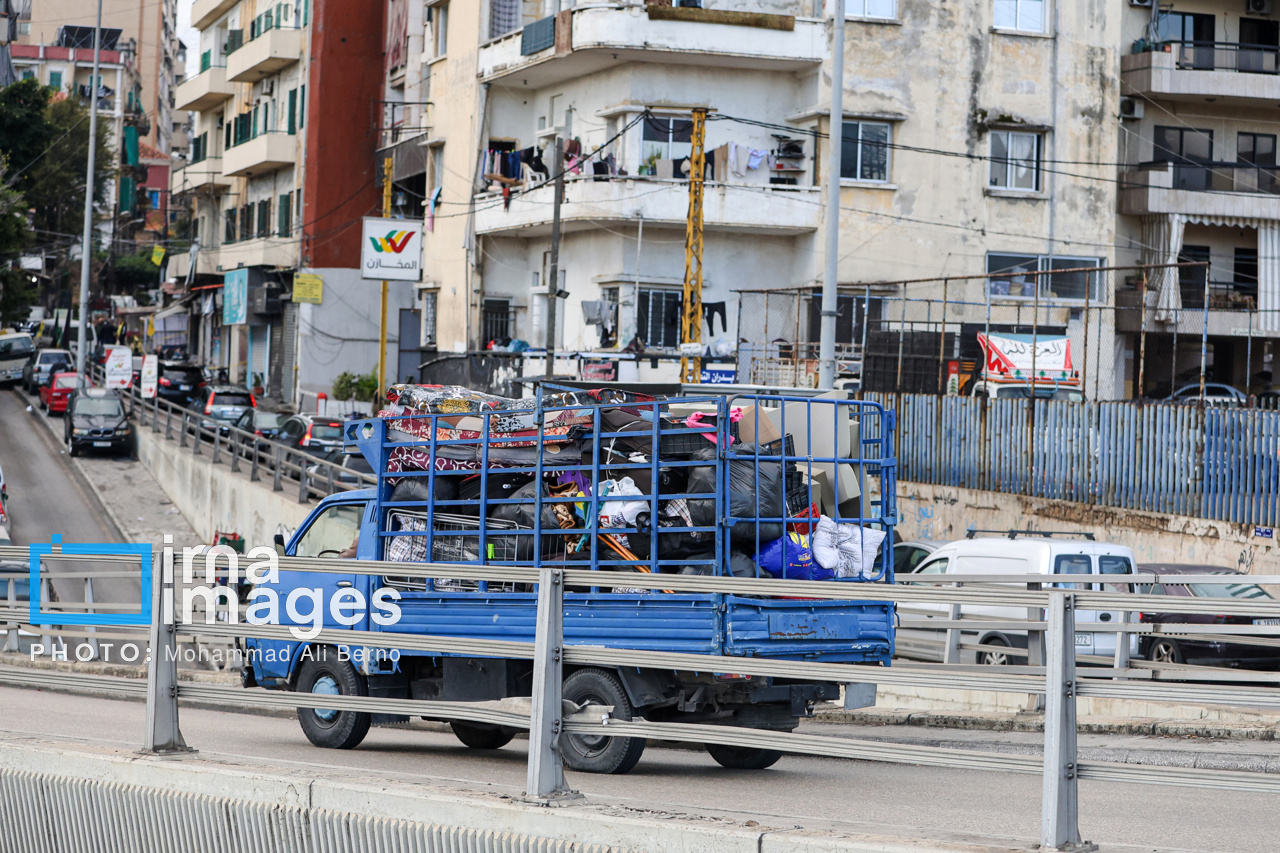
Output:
[273, 532, 286, 557]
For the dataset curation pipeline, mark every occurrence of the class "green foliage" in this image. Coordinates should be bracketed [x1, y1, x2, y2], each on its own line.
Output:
[0, 80, 55, 197]
[332, 370, 380, 403]
[113, 249, 160, 289]
[24, 96, 116, 238]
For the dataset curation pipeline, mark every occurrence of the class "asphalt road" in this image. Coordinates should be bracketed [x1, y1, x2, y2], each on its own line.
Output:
[0, 684, 1270, 853]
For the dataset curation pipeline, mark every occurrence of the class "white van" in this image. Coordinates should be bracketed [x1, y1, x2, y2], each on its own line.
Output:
[896, 537, 1141, 665]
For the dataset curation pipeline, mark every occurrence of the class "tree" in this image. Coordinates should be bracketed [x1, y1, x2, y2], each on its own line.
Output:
[0, 158, 34, 324]
[0, 79, 55, 198]
[113, 249, 160, 290]
[25, 95, 115, 240]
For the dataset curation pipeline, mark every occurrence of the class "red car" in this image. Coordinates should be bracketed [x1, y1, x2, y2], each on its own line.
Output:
[40, 371, 80, 414]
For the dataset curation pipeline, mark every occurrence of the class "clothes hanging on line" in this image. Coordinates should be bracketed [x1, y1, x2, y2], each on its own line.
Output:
[746, 148, 767, 170]
[703, 301, 727, 336]
[729, 141, 747, 177]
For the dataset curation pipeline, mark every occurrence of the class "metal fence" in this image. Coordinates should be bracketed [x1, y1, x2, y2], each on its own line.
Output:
[737, 264, 1277, 404]
[867, 393, 1280, 526]
[3, 548, 1280, 851]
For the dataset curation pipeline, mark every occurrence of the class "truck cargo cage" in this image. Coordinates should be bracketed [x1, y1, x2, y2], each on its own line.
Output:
[348, 385, 898, 589]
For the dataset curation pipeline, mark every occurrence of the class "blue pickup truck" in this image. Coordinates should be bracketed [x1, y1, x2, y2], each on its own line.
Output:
[244, 387, 897, 773]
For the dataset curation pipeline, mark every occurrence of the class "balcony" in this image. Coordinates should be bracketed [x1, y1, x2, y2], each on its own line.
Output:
[1119, 161, 1280, 220]
[1122, 44, 1280, 105]
[192, 0, 239, 31]
[173, 66, 234, 112]
[222, 131, 297, 177]
[168, 248, 220, 280]
[226, 24, 302, 83]
[473, 176, 820, 238]
[172, 157, 231, 194]
[478, 4, 823, 89]
[219, 237, 298, 271]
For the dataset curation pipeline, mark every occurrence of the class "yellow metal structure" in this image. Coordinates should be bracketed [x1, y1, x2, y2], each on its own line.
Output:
[679, 108, 707, 384]
[376, 157, 393, 402]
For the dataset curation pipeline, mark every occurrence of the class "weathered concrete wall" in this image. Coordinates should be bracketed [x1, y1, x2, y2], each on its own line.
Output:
[134, 427, 313, 548]
[896, 480, 1275, 574]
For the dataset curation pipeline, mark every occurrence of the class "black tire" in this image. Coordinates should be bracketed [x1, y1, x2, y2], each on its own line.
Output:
[66, 436, 79, 457]
[1148, 638, 1184, 664]
[295, 646, 371, 749]
[978, 638, 1011, 666]
[450, 721, 516, 750]
[704, 743, 783, 770]
[561, 667, 646, 775]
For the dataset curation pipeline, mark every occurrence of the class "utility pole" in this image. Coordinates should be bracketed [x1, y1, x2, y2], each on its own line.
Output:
[817, 2, 845, 391]
[544, 137, 564, 378]
[680, 108, 707, 385]
[376, 157, 392, 402]
[75, 0, 104, 389]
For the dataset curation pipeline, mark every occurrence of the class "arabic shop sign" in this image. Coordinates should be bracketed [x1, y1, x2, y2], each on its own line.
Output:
[361, 217, 423, 282]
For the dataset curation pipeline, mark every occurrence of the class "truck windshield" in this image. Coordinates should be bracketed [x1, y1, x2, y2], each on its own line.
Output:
[995, 386, 1083, 401]
[0, 336, 34, 360]
[294, 504, 364, 558]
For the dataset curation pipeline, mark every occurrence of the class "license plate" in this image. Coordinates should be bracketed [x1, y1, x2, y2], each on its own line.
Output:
[1074, 633, 1090, 646]
[92, 441, 111, 447]
[180, 384, 191, 390]
[1254, 618, 1280, 626]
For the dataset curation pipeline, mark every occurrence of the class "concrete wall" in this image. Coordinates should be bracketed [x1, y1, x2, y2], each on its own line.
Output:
[895, 480, 1275, 574]
[134, 425, 313, 548]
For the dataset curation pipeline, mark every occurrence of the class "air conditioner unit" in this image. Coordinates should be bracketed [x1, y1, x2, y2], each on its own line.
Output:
[1120, 97, 1144, 120]
[1129, 0, 1153, 6]
[261, 79, 274, 96]
[1247, 0, 1274, 15]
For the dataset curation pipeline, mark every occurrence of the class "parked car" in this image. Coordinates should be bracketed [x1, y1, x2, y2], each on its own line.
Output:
[895, 535, 1140, 665]
[893, 540, 940, 576]
[156, 361, 206, 407]
[1167, 383, 1247, 407]
[305, 450, 374, 485]
[197, 385, 256, 433]
[0, 458, 7, 502]
[64, 388, 131, 457]
[231, 408, 288, 440]
[276, 414, 347, 456]
[1135, 564, 1280, 669]
[39, 371, 79, 414]
[21, 347, 71, 393]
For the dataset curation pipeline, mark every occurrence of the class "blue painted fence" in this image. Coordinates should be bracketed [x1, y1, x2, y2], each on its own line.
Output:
[864, 393, 1280, 527]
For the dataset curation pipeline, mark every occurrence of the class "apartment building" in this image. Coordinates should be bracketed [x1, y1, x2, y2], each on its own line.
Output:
[169, 0, 400, 406]
[395, 0, 1122, 391]
[1118, 1, 1280, 397]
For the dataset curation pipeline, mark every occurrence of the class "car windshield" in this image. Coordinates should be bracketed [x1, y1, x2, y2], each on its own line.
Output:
[311, 423, 343, 440]
[73, 398, 123, 417]
[0, 336, 34, 358]
[255, 412, 286, 429]
[1187, 582, 1273, 600]
[39, 352, 68, 364]
[212, 393, 253, 407]
[165, 368, 202, 383]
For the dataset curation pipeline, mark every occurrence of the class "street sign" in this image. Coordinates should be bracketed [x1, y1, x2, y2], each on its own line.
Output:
[700, 367, 736, 384]
[104, 346, 132, 389]
[361, 217, 423, 281]
[292, 273, 323, 304]
[140, 354, 158, 398]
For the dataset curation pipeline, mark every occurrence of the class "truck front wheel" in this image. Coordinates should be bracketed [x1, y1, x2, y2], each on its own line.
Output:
[451, 721, 516, 750]
[561, 668, 646, 775]
[295, 647, 371, 750]
[704, 743, 783, 770]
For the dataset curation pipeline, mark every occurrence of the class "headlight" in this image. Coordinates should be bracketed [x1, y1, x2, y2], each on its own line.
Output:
[72, 429, 89, 436]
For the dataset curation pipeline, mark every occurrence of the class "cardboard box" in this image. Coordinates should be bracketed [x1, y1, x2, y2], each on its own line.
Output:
[738, 403, 782, 445]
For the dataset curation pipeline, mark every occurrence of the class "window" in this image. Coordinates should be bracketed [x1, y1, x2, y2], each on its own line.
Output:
[278, 192, 292, 237]
[989, 130, 1041, 192]
[482, 297, 511, 343]
[421, 291, 438, 348]
[637, 288, 682, 349]
[1154, 125, 1214, 191]
[1098, 555, 1133, 594]
[1238, 133, 1276, 167]
[840, 121, 890, 183]
[641, 116, 693, 167]
[987, 253, 1102, 301]
[240, 204, 253, 241]
[993, 0, 1044, 33]
[432, 2, 448, 58]
[1052, 554, 1093, 590]
[49, 70, 62, 90]
[298, 85, 305, 129]
[1235, 248, 1258, 291]
[256, 198, 272, 237]
[915, 558, 948, 575]
[1154, 11, 1214, 44]
[287, 88, 297, 134]
[427, 144, 444, 199]
[293, 504, 364, 559]
[846, 0, 895, 19]
[224, 208, 237, 244]
[489, 0, 520, 39]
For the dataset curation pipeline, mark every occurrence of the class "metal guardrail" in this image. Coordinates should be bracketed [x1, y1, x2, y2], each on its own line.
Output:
[2, 551, 1280, 850]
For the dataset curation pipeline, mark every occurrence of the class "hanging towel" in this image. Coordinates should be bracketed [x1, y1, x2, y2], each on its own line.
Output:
[712, 144, 730, 181]
[729, 141, 747, 177]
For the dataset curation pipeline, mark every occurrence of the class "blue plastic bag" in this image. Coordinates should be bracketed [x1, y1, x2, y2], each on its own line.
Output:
[756, 532, 834, 581]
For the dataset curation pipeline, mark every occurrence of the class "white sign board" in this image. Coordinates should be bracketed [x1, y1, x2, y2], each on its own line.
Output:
[104, 346, 132, 389]
[361, 217, 423, 281]
[140, 354, 158, 399]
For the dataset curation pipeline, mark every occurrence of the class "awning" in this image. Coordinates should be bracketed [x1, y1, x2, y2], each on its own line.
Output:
[154, 302, 189, 321]
[192, 283, 224, 291]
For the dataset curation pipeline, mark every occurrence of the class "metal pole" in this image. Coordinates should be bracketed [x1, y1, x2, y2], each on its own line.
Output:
[817, 3, 845, 390]
[895, 293, 906, 392]
[525, 567, 580, 801]
[376, 157, 392, 403]
[936, 280, 948, 394]
[545, 138, 564, 378]
[1081, 277, 1091, 398]
[1246, 308, 1254, 402]
[859, 284, 870, 391]
[143, 543, 194, 755]
[1138, 272, 1148, 399]
[3, 577, 18, 653]
[1041, 591, 1093, 852]
[74, 0, 104, 390]
[1199, 264, 1210, 404]
[1171, 308, 1179, 399]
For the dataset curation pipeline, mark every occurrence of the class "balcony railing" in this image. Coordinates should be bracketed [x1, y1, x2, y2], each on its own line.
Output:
[1166, 40, 1280, 74]
[248, 3, 300, 40]
[1179, 279, 1257, 310]
[1136, 160, 1280, 195]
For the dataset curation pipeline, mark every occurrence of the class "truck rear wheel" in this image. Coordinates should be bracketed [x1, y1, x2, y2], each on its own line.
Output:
[451, 721, 516, 750]
[561, 668, 646, 775]
[705, 743, 783, 770]
[295, 647, 371, 750]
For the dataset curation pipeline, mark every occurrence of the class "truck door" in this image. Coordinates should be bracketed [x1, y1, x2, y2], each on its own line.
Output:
[1093, 554, 1136, 660]
[286, 501, 371, 632]
[1052, 554, 1095, 656]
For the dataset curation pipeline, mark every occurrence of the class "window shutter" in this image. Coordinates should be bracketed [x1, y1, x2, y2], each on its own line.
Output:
[287, 89, 297, 135]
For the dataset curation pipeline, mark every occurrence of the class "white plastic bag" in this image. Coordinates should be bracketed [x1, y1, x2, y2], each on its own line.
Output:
[812, 516, 888, 580]
[598, 477, 648, 529]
